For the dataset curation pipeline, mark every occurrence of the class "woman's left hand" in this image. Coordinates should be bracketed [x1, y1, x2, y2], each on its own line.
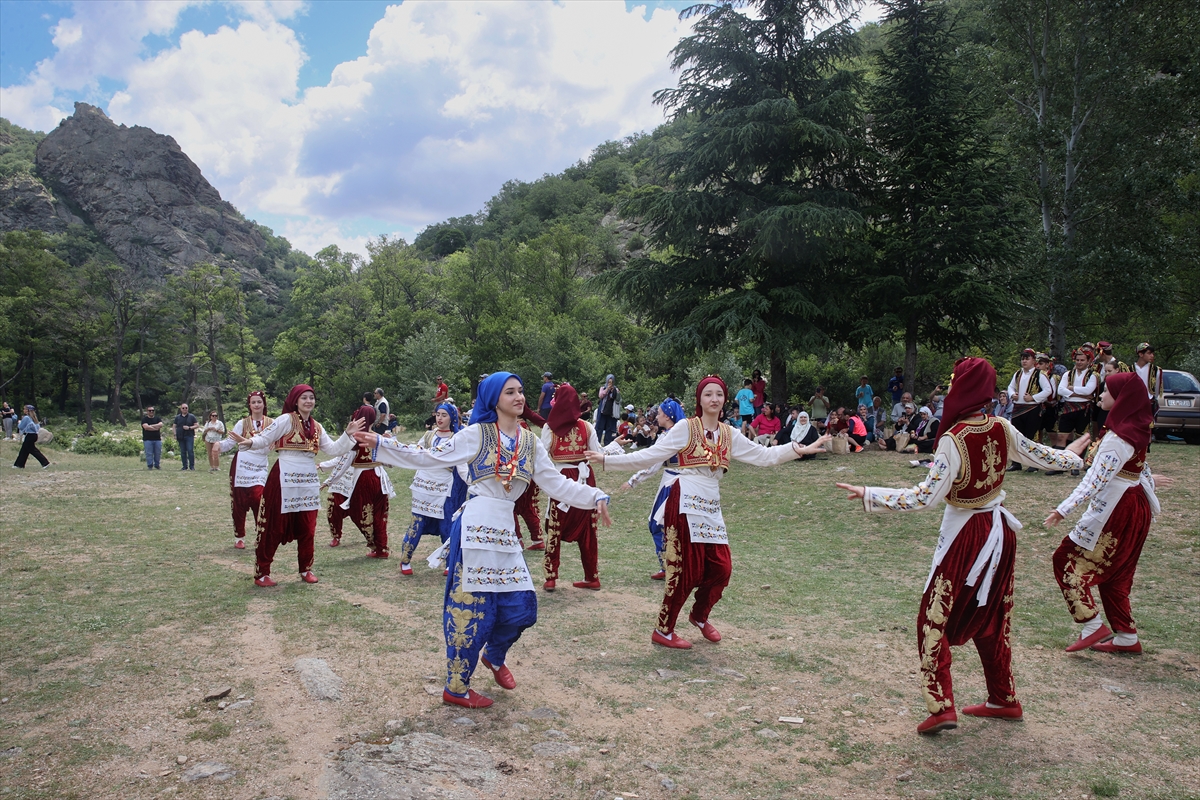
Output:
[584, 450, 605, 464]
[835, 482, 865, 500]
[346, 417, 367, 435]
[597, 499, 612, 527]
[228, 429, 251, 451]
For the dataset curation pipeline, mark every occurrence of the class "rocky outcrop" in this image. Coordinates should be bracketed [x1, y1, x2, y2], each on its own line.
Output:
[33, 103, 272, 290]
[0, 174, 83, 233]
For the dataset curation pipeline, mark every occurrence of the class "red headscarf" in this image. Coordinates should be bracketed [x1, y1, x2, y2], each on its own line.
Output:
[695, 375, 728, 418]
[351, 402, 377, 428]
[281, 384, 315, 437]
[545, 383, 581, 437]
[938, 357, 997, 436]
[1101, 372, 1153, 451]
[520, 404, 546, 428]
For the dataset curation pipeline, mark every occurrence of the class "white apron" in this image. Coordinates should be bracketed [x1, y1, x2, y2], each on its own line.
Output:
[458, 495, 533, 593]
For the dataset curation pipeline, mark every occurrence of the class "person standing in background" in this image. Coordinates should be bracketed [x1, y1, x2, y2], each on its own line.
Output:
[373, 388, 391, 435]
[809, 387, 831, 432]
[537, 372, 556, 419]
[735, 379, 756, 437]
[596, 374, 622, 446]
[174, 403, 198, 471]
[202, 411, 226, 472]
[749, 369, 766, 416]
[856, 376, 874, 412]
[141, 405, 164, 469]
[12, 404, 50, 469]
[2, 402, 15, 440]
[888, 368, 905, 405]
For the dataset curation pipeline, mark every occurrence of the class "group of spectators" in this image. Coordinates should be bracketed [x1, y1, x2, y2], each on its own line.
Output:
[138, 402, 230, 471]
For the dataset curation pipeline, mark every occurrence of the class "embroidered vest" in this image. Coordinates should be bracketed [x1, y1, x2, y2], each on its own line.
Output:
[275, 412, 323, 453]
[241, 414, 272, 438]
[466, 423, 536, 487]
[674, 417, 731, 471]
[549, 420, 589, 463]
[944, 418, 1008, 509]
[1117, 447, 1147, 481]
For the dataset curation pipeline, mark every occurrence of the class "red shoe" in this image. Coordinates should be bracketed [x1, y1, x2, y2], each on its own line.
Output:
[543, 579, 556, 592]
[572, 580, 601, 590]
[962, 702, 1023, 720]
[650, 570, 666, 581]
[480, 654, 516, 690]
[443, 568, 449, 576]
[442, 688, 493, 709]
[689, 615, 721, 642]
[234, 539, 246, 550]
[400, 563, 414, 576]
[367, 550, 389, 559]
[651, 629, 692, 649]
[1065, 623, 1113, 652]
[300, 571, 319, 584]
[254, 575, 277, 587]
[1090, 639, 1142, 654]
[527, 541, 545, 551]
[916, 709, 958, 735]
[329, 538, 340, 548]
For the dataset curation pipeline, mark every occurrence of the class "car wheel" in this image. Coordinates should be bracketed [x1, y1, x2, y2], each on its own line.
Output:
[1153, 427, 1169, 441]
[1184, 431, 1200, 446]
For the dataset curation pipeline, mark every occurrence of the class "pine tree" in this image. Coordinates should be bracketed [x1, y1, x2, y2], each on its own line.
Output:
[860, 0, 1015, 385]
[609, 0, 869, 403]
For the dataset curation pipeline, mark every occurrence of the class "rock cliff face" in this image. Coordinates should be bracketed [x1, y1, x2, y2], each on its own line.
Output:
[28, 103, 273, 290]
[0, 174, 84, 232]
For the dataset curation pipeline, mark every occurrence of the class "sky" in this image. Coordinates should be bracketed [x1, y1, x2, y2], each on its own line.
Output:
[1, 0, 884, 256]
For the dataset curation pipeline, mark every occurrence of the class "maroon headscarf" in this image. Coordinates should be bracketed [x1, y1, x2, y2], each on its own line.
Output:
[546, 383, 582, 437]
[520, 404, 546, 428]
[695, 375, 728, 418]
[1102, 372, 1153, 451]
[351, 403, 377, 428]
[938, 357, 997, 436]
[281, 384, 315, 437]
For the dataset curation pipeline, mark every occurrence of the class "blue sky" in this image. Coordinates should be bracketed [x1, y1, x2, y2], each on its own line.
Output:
[1, 0, 880, 255]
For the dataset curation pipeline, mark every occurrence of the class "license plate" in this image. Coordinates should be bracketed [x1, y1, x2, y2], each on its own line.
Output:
[1166, 398, 1192, 407]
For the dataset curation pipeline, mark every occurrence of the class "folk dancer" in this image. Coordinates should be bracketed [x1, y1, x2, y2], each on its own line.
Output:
[219, 391, 273, 549]
[231, 385, 364, 586]
[540, 383, 625, 591]
[321, 404, 396, 558]
[1046, 372, 1169, 654]
[397, 403, 469, 576]
[618, 398, 688, 580]
[353, 372, 612, 709]
[1053, 348, 1098, 476]
[837, 358, 1086, 735]
[587, 377, 831, 650]
[513, 405, 547, 551]
[1004, 349, 1053, 472]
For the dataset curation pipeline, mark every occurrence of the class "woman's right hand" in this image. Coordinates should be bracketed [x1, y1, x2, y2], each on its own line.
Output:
[352, 430, 378, 449]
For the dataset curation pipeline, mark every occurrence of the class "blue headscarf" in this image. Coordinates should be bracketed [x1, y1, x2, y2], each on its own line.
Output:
[436, 402, 461, 433]
[470, 372, 521, 426]
[659, 397, 686, 425]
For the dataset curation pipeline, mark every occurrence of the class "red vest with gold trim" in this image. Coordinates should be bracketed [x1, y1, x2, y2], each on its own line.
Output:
[241, 414, 272, 438]
[275, 412, 323, 454]
[549, 420, 589, 464]
[944, 418, 1008, 509]
[1117, 446, 1147, 481]
[674, 417, 731, 471]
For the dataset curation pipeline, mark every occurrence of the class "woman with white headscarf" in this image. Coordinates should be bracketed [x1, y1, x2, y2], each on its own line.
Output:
[790, 411, 820, 459]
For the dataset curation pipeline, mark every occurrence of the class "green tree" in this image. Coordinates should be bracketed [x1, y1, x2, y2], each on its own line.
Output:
[608, 0, 870, 404]
[860, 0, 1016, 383]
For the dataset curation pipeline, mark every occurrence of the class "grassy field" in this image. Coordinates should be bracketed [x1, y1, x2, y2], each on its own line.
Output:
[1, 436, 1197, 800]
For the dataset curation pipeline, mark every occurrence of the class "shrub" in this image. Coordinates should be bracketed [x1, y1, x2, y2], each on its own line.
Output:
[72, 432, 146, 458]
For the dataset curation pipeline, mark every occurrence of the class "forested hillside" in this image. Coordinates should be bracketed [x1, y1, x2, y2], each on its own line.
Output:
[1, 0, 1196, 433]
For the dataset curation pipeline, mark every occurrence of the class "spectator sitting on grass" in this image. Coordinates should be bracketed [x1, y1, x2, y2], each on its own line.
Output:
[751, 403, 782, 446]
[790, 411, 821, 459]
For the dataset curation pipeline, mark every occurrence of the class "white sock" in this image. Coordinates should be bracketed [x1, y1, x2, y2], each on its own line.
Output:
[1112, 632, 1139, 646]
[1081, 616, 1103, 638]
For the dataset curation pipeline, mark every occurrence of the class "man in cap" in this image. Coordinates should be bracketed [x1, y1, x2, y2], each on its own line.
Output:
[538, 372, 556, 420]
[1133, 343, 1162, 406]
[1004, 349, 1052, 471]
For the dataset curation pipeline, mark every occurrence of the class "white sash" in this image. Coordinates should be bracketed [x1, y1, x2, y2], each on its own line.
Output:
[278, 454, 321, 513]
[554, 460, 591, 512]
[675, 474, 728, 545]
[458, 495, 532, 593]
[924, 495, 1022, 607]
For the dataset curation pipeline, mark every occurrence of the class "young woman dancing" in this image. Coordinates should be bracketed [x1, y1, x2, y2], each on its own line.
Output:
[353, 372, 612, 709]
[1046, 372, 1169, 654]
[322, 404, 396, 558]
[396, 403, 469, 576]
[231, 385, 364, 586]
[587, 377, 830, 650]
[836, 358, 1086, 736]
[219, 391, 272, 549]
[617, 398, 688, 580]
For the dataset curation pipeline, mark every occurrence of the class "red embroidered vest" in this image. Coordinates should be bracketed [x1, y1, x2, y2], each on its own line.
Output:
[549, 420, 589, 464]
[1117, 447, 1147, 481]
[944, 418, 1008, 509]
[674, 417, 731, 471]
[275, 412, 323, 453]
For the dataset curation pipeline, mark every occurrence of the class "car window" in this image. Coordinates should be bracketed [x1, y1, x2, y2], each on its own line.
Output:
[1164, 372, 1200, 393]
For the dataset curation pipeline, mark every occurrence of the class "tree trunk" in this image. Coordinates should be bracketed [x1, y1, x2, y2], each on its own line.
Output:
[57, 361, 69, 413]
[184, 308, 199, 404]
[109, 338, 127, 425]
[133, 329, 145, 412]
[80, 357, 94, 435]
[769, 347, 788, 406]
[905, 320, 919, 399]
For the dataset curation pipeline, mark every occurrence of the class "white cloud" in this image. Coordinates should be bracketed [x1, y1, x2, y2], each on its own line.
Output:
[2, 0, 693, 254]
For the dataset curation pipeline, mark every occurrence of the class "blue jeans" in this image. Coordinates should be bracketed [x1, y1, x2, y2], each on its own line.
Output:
[143, 440, 162, 468]
[177, 437, 195, 469]
[596, 414, 618, 445]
